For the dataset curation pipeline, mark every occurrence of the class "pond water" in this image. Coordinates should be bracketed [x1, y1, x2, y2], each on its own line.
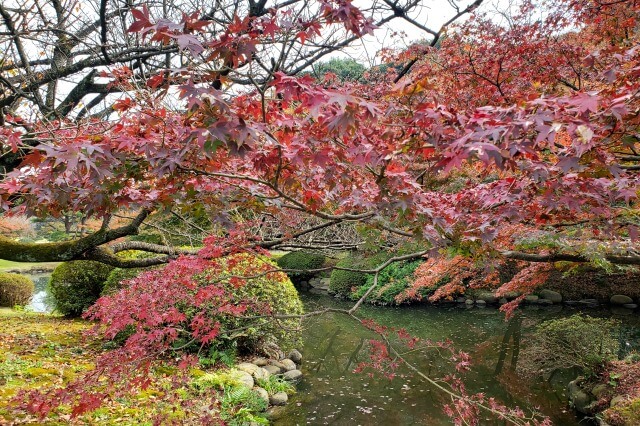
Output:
[273, 292, 640, 426]
[26, 273, 54, 313]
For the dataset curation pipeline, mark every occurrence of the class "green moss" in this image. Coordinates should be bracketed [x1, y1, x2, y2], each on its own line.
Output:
[0, 272, 34, 307]
[329, 251, 391, 297]
[49, 261, 114, 317]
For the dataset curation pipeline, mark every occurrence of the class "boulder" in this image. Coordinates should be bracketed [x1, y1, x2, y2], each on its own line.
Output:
[288, 349, 302, 363]
[465, 299, 475, 305]
[610, 295, 633, 305]
[568, 379, 593, 414]
[456, 297, 466, 303]
[269, 360, 287, 371]
[254, 387, 269, 404]
[499, 298, 508, 305]
[264, 365, 282, 375]
[623, 303, 638, 309]
[270, 391, 288, 406]
[318, 278, 331, 289]
[504, 291, 521, 301]
[234, 370, 255, 388]
[252, 367, 270, 381]
[281, 359, 297, 371]
[540, 289, 562, 304]
[538, 298, 553, 306]
[283, 369, 303, 382]
[610, 395, 626, 407]
[475, 300, 487, 307]
[525, 295, 539, 303]
[476, 292, 497, 304]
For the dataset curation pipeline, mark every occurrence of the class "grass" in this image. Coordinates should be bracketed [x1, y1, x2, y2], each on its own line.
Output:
[0, 259, 59, 272]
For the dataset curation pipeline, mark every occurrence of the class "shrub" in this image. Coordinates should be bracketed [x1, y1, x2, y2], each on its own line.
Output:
[329, 251, 392, 297]
[49, 261, 114, 316]
[518, 314, 619, 377]
[0, 272, 34, 307]
[88, 254, 303, 358]
[276, 251, 325, 281]
[351, 260, 422, 305]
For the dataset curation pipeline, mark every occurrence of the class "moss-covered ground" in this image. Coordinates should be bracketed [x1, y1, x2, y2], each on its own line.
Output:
[0, 309, 280, 425]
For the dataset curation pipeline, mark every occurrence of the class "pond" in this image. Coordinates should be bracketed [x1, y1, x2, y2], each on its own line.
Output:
[272, 292, 640, 425]
[26, 273, 54, 313]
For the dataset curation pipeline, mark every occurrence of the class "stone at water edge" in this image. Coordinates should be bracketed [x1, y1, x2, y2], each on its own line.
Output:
[610, 295, 634, 305]
[525, 295, 539, 303]
[464, 299, 474, 305]
[539, 289, 562, 304]
[538, 298, 553, 306]
[269, 360, 287, 371]
[264, 365, 282, 375]
[281, 359, 296, 371]
[283, 369, 303, 382]
[623, 303, 638, 309]
[476, 292, 497, 304]
[288, 349, 302, 363]
[254, 387, 269, 404]
[568, 379, 593, 414]
[270, 391, 288, 406]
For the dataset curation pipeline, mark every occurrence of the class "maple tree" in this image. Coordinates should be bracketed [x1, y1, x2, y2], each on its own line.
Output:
[0, 0, 639, 423]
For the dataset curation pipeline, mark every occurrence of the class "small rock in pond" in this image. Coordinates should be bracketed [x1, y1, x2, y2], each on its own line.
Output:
[475, 300, 486, 307]
[270, 391, 288, 406]
[610, 294, 633, 305]
[525, 295, 539, 303]
[623, 303, 638, 309]
[281, 358, 296, 371]
[540, 289, 562, 304]
[284, 369, 303, 382]
[288, 349, 302, 363]
[465, 299, 474, 305]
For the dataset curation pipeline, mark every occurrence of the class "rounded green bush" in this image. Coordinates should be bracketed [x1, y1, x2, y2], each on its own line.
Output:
[102, 267, 141, 296]
[0, 272, 34, 307]
[49, 261, 114, 316]
[276, 251, 326, 281]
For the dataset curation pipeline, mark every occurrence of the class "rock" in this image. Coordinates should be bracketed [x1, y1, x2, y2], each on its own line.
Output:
[288, 350, 302, 363]
[504, 291, 521, 301]
[456, 297, 466, 303]
[318, 278, 331, 289]
[237, 362, 259, 375]
[465, 299, 475, 305]
[234, 370, 255, 388]
[269, 391, 288, 406]
[525, 295, 539, 303]
[578, 299, 599, 308]
[565, 300, 580, 306]
[538, 298, 553, 306]
[610, 395, 625, 407]
[253, 357, 269, 367]
[281, 359, 297, 371]
[254, 387, 269, 404]
[623, 303, 638, 309]
[252, 367, 270, 381]
[269, 360, 287, 371]
[499, 298, 508, 305]
[610, 295, 633, 305]
[568, 379, 592, 414]
[476, 292, 497, 304]
[592, 384, 608, 398]
[540, 289, 562, 304]
[283, 369, 303, 382]
[475, 300, 487, 307]
[264, 365, 282, 375]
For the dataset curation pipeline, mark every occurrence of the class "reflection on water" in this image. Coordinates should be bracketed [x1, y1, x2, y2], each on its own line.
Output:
[273, 293, 640, 425]
[26, 273, 53, 313]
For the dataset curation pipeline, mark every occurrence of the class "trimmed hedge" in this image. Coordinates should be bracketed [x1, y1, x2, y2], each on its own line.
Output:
[49, 261, 114, 316]
[276, 251, 325, 281]
[0, 272, 34, 307]
[329, 252, 391, 297]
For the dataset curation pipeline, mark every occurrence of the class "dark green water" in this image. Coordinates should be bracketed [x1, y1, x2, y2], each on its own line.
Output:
[273, 292, 640, 426]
